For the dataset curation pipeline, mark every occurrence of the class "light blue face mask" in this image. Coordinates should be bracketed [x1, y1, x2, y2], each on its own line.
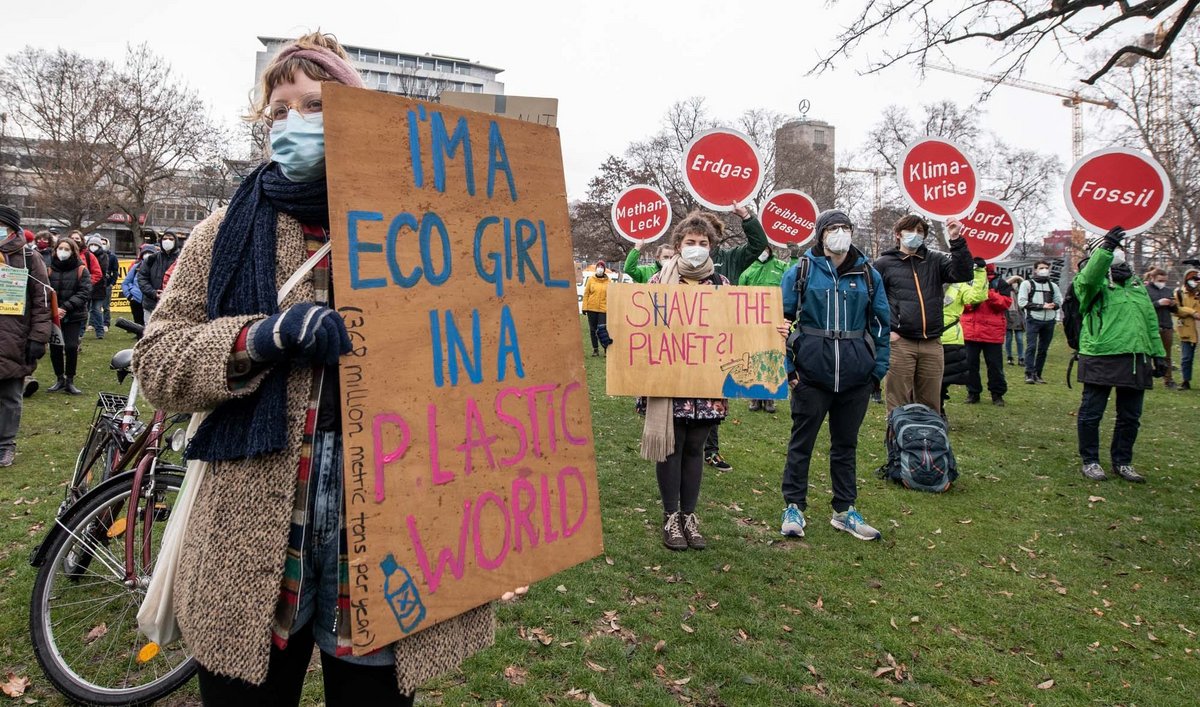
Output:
[270, 109, 326, 183]
[900, 231, 925, 250]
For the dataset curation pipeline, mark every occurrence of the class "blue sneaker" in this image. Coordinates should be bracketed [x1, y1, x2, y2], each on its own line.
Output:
[830, 507, 881, 541]
[780, 504, 806, 537]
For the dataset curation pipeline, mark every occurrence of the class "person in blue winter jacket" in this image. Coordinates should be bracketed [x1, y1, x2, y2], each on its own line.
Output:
[779, 209, 890, 542]
[121, 244, 156, 327]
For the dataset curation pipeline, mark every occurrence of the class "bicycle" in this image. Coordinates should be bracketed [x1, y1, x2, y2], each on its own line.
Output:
[29, 318, 197, 705]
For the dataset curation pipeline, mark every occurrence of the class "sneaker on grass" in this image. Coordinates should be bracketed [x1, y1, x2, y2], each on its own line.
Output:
[704, 453, 732, 471]
[830, 507, 881, 541]
[780, 504, 806, 537]
[1081, 462, 1107, 481]
[662, 512, 687, 551]
[1114, 465, 1145, 483]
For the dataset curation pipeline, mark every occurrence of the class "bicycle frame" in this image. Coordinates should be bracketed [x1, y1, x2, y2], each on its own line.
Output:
[123, 411, 168, 586]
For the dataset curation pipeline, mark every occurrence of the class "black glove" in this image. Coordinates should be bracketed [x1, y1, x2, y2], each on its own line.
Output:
[25, 340, 46, 364]
[597, 323, 612, 349]
[1102, 226, 1126, 251]
[1152, 356, 1169, 378]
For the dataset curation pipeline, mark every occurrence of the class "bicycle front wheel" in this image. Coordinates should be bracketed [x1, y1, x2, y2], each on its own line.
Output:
[30, 470, 196, 706]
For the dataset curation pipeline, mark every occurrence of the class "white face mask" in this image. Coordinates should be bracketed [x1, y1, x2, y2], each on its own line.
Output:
[680, 245, 710, 267]
[825, 230, 852, 254]
[1189, 279, 1199, 288]
[89, 244, 100, 253]
[595, 267, 605, 276]
[1111, 248, 1126, 265]
[758, 249, 771, 263]
[1035, 268, 1050, 278]
[1155, 280, 1167, 287]
[161, 239, 176, 252]
[56, 249, 71, 261]
[900, 231, 924, 250]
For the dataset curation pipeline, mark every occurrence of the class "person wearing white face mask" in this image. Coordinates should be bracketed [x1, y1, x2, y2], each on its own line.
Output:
[135, 232, 180, 317]
[872, 214, 975, 412]
[582, 260, 610, 356]
[1173, 268, 1200, 390]
[1144, 267, 1178, 389]
[778, 210, 890, 542]
[1018, 260, 1063, 384]
[131, 31, 490, 704]
[0, 205, 52, 466]
[45, 236, 91, 396]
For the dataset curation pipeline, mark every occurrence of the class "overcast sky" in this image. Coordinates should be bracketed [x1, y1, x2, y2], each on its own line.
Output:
[9, 0, 1151, 232]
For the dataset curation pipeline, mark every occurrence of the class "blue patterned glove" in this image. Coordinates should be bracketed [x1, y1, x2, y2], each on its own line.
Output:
[247, 303, 351, 366]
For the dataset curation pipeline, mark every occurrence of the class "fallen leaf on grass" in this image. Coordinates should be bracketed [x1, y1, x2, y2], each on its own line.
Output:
[680, 624, 694, 634]
[910, 615, 920, 624]
[604, 556, 614, 566]
[653, 640, 666, 652]
[585, 660, 608, 673]
[587, 694, 610, 707]
[813, 596, 824, 611]
[530, 627, 553, 645]
[1088, 495, 1105, 503]
[556, 585, 567, 593]
[1037, 679, 1055, 689]
[1056, 587, 1068, 595]
[970, 676, 999, 686]
[890, 617, 899, 630]
[503, 665, 527, 685]
[673, 677, 691, 686]
[721, 564, 731, 572]
[1, 674, 30, 698]
[872, 653, 911, 682]
[782, 625, 793, 633]
[735, 628, 749, 642]
[83, 623, 108, 644]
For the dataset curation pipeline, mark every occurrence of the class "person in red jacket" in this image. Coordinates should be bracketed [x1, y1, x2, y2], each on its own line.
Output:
[961, 259, 1013, 406]
[66, 231, 103, 286]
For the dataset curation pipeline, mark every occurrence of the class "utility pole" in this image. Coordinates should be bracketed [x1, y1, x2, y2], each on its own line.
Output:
[838, 166, 885, 257]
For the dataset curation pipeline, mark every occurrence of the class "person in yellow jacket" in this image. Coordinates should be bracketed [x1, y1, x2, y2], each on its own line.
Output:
[582, 260, 611, 356]
[938, 265, 988, 420]
[1174, 268, 1200, 390]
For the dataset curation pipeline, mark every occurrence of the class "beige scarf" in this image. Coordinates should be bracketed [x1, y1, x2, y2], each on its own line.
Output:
[639, 254, 715, 462]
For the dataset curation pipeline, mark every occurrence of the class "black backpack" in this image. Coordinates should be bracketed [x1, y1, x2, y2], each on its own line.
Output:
[1061, 278, 1085, 351]
[876, 404, 958, 493]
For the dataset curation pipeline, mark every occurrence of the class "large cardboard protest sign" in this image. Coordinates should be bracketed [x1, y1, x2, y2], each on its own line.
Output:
[960, 197, 1016, 263]
[897, 137, 979, 221]
[1064, 147, 1170, 236]
[605, 283, 788, 400]
[323, 83, 603, 653]
[682, 128, 764, 211]
[611, 185, 671, 244]
[759, 189, 819, 248]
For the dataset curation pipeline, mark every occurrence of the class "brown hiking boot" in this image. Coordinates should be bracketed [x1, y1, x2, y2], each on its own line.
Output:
[681, 513, 706, 550]
[662, 512, 687, 551]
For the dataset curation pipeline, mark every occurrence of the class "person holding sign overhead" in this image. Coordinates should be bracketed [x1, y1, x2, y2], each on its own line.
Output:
[873, 215, 975, 411]
[133, 32, 491, 705]
[778, 210, 890, 541]
[638, 212, 732, 551]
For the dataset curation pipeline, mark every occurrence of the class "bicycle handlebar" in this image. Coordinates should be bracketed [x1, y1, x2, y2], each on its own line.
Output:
[115, 318, 144, 337]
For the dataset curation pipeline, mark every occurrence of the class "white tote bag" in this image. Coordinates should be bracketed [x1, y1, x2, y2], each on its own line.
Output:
[137, 242, 332, 645]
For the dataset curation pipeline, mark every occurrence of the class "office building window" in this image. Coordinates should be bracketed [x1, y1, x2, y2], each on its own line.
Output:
[814, 129, 826, 145]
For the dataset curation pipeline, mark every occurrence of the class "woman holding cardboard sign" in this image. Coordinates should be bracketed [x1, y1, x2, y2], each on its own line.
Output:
[637, 213, 732, 551]
[133, 32, 491, 705]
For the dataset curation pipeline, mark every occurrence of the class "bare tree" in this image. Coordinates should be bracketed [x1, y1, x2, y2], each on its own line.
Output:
[570, 155, 646, 264]
[0, 47, 126, 231]
[816, 0, 1197, 85]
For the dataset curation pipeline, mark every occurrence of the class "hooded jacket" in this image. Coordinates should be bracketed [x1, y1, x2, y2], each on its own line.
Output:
[136, 244, 180, 310]
[122, 245, 157, 304]
[1174, 269, 1200, 344]
[961, 268, 1013, 344]
[581, 270, 609, 312]
[49, 251, 93, 324]
[738, 253, 789, 287]
[782, 210, 890, 392]
[1074, 248, 1165, 388]
[1145, 279, 1177, 329]
[873, 236, 974, 339]
[941, 268, 988, 347]
[0, 238, 53, 379]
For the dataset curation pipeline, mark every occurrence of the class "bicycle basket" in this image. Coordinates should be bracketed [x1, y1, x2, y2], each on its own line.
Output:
[97, 393, 131, 416]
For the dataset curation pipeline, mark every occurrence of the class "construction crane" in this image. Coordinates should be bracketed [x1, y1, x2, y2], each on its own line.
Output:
[927, 64, 1117, 257]
[837, 166, 885, 257]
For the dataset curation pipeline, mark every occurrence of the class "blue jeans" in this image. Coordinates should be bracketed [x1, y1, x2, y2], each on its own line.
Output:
[294, 430, 395, 666]
[1005, 329, 1024, 360]
[1182, 342, 1196, 382]
[87, 300, 106, 337]
[1024, 317, 1056, 377]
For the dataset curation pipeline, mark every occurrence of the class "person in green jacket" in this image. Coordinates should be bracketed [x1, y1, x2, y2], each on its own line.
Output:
[738, 247, 790, 413]
[623, 243, 674, 284]
[1074, 227, 1167, 483]
[702, 204, 767, 471]
[939, 265, 988, 420]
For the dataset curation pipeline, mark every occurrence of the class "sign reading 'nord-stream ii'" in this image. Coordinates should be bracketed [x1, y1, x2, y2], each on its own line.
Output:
[324, 83, 603, 653]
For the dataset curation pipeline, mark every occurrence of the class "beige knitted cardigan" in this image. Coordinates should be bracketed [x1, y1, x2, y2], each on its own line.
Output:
[132, 209, 494, 691]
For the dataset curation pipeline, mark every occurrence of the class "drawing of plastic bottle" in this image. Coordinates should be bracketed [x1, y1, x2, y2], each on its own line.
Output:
[381, 554, 426, 634]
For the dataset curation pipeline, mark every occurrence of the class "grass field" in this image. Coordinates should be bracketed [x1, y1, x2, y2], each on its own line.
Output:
[1, 321, 1197, 706]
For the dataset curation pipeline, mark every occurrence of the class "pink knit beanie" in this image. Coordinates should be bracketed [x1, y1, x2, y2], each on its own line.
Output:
[273, 43, 365, 89]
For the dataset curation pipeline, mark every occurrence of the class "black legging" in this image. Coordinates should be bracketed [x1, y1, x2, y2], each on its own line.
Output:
[197, 621, 413, 706]
[50, 320, 83, 378]
[129, 300, 145, 327]
[656, 418, 716, 514]
[585, 311, 606, 351]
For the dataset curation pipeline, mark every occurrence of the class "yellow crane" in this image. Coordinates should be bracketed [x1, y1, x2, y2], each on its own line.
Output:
[927, 64, 1117, 256]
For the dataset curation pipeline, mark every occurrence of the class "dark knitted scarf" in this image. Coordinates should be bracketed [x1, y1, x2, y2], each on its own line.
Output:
[188, 162, 330, 462]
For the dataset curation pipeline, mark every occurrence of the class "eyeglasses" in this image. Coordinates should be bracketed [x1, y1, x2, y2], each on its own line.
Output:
[826, 226, 852, 235]
[263, 92, 323, 126]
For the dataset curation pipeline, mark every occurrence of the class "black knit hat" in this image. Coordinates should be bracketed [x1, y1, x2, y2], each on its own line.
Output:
[0, 205, 20, 233]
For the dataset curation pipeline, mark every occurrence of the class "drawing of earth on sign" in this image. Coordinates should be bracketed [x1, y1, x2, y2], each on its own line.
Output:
[720, 351, 788, 400]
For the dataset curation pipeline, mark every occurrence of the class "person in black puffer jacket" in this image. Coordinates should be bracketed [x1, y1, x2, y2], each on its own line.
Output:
[873, 214, 974, 411]
[47, 238, 92, 395]
[136, 233, 180, 315]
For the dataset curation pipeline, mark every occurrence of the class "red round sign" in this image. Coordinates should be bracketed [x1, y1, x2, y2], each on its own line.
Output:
[1064, 147, 1171, 236]
[682, 128, 764, 211]
[758, 190, 819, 247]
[610, 185, 671, 244]
[897, 137, 980, 221]
[960, 196, 1016, 263]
